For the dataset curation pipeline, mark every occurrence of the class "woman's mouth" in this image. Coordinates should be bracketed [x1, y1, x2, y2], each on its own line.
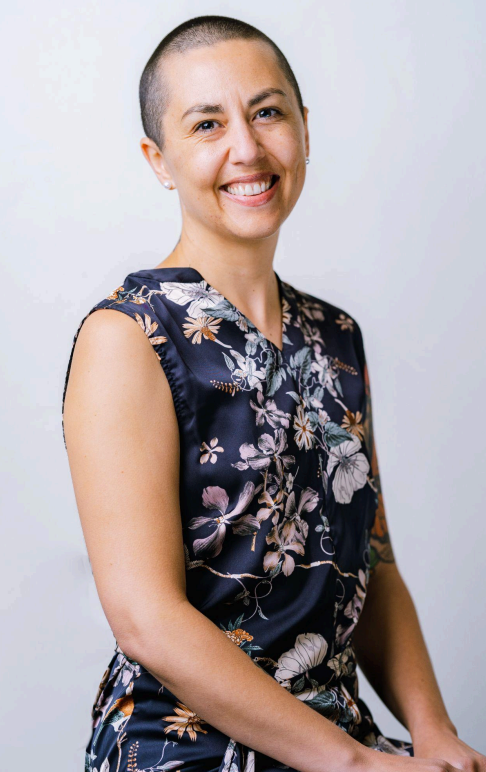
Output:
[219, 174, 280, 207]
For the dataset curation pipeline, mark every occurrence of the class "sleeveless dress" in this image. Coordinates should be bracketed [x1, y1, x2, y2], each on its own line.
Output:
[62, 266, 414, 772]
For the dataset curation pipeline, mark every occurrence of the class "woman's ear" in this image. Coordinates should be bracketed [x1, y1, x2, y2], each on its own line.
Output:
[303, 106, 310, 159]
[139, 137, 174, 190]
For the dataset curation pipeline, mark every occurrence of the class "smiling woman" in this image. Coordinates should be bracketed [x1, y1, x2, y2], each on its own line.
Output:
[61, 13, 473, 772]
[136, 31, 309, 246]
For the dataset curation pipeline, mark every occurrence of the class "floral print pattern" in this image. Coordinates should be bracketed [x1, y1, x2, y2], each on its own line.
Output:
[62, 266, 413, 772]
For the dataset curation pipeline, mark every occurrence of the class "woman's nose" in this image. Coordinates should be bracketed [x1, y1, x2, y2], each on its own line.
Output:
[226, 119, 266, 166]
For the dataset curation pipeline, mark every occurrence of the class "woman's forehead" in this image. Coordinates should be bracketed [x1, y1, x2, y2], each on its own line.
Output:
[163, 40, 287, 116]
[179, 87, 291, 124]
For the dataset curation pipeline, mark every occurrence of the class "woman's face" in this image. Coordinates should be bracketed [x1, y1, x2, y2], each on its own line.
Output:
[144, 38, 309, 242]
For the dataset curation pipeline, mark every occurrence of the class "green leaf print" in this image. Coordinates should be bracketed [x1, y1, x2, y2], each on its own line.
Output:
[324, 421, 354, 447]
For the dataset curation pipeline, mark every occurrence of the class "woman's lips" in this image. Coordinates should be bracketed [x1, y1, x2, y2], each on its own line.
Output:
[219, 176, 280, 207]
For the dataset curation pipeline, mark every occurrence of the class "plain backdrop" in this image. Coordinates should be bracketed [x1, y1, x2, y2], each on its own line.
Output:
[1, 1, 485, 767]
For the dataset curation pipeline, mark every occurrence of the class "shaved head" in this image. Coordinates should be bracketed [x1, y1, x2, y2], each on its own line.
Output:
[139, 15, 305, 151]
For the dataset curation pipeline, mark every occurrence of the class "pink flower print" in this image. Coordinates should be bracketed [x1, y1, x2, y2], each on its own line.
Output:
[188, 482, 260, 558]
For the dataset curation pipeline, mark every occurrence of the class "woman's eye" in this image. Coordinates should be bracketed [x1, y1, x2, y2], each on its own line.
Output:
[194, 108, 282, 134]
[194, 120, 219, 133]
[256, 107, 282, 119]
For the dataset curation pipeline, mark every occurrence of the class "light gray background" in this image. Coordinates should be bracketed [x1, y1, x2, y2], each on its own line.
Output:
[2, 1, 485, 767]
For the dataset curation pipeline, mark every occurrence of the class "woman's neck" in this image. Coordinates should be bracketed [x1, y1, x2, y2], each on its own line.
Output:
[155, 228, 283, 350]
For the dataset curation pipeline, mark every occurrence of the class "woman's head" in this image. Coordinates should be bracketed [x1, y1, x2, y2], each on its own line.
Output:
[139, 15, 309, 243]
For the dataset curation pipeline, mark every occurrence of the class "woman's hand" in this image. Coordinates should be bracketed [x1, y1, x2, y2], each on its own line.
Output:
[413, 726, 486, 772]
[361, 745, 461, 772]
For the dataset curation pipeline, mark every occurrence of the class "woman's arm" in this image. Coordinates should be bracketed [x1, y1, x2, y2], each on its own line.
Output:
[352, 334, 486, 768]
[64, 308, 408, 772]
[353, 357, 468, 752]
[353, 543, 457, 741]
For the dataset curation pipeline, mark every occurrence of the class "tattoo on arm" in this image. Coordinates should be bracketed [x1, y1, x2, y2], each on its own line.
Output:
[369, 452, 395, 573]
[362, 361, 396, 576]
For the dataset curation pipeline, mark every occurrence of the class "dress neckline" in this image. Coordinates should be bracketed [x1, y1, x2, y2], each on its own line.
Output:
[131, 265, 297, 356]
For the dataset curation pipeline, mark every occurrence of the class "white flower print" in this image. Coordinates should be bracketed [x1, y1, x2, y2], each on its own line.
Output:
[229, 349, 266, 391]
[244, 329, 263, 349]
[158, 280, 222, 317]
[220, 738, 243, 772]
[326, 435, 370, 504]
[310, 346, 341, 397]
[308, 392, 324, 410]
[274, 632, 329, 684]
[243, 750, 256, 772]
[285, 471, 295, 492]
[113, 652, 141, 689]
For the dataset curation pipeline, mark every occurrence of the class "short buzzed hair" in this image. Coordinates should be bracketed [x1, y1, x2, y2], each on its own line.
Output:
[139, 15, 305, 151]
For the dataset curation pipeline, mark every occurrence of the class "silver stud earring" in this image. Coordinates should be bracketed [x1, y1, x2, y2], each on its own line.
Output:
[305, 157, 310, 165]
[163, 182, 171, 189]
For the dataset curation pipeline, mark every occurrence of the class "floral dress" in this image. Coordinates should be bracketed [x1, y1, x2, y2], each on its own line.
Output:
[62, 265, 414, 772]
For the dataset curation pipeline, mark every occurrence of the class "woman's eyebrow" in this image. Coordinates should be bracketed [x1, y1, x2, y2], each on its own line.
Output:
[180, 88, 288, 121]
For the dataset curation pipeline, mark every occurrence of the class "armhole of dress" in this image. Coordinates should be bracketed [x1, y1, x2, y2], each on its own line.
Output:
[61, 302, 185, 451]
[352, 318, 366, 380]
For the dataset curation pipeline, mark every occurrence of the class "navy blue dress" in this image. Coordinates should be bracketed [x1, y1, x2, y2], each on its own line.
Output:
[62, 266, 413, 772]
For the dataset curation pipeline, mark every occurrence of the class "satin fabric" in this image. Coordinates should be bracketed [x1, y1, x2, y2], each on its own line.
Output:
[62, 266, 413, 772]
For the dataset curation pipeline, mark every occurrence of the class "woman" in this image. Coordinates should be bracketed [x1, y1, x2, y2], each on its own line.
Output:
[62, 15, 485, 772]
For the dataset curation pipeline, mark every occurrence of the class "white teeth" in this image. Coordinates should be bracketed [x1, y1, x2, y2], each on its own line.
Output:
[226, 177, 274, 196]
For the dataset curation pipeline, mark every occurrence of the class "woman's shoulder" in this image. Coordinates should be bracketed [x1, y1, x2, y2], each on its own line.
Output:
[70, 271, 170, 353]
[284, 278, 363, 335]
[62, 268, 192, 446]
[80, 267, 188, 338]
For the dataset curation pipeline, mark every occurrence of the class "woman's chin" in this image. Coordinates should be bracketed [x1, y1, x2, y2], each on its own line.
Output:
[222, 215, 283, 241]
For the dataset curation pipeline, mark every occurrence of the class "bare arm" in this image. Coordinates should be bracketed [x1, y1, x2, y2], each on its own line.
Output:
[353, 558, 457, 741]
[64, 308, 395, 772]
[353, 359, 457, 742]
